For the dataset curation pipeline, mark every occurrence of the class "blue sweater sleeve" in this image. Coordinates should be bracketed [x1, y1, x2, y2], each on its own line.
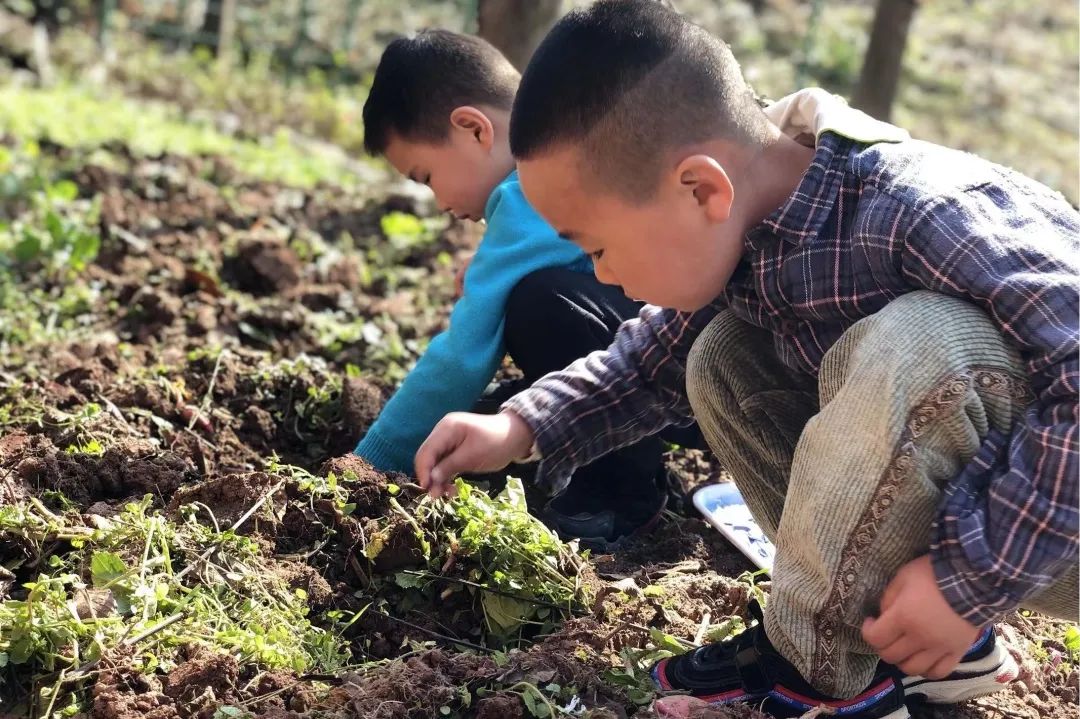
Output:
[354, 173, 590, 472]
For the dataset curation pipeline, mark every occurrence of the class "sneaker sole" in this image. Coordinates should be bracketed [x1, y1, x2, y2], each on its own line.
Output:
[768, 678, 912, 719]
[654, 697, 911, 719]
[654, 661, 913, 719]
[902, 640, 1019, 705]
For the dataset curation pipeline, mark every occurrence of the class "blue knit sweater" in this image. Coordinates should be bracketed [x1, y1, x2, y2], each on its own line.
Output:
[354, 171, 591, 472]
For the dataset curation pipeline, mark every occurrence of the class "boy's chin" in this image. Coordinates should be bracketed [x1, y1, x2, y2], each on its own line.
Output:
[626, 280, 720, 312]
[646, 295, 714, 313]
[661, 289, 719, 313]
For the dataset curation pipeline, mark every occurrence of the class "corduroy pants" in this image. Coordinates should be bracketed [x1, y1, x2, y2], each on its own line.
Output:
[685, 291, 1078, 697]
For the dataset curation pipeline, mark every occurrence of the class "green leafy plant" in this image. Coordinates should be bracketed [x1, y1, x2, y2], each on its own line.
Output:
[1064, 625, 1080, 664]
[419, 479, 589, 640]
[2, 174, 100, 278]
[65, 439, 106, 456]
[377, 211, 447, 258]
[0, 490, 354, 712]
[602, 645, 672, 708]
[0, 85, 365, 189]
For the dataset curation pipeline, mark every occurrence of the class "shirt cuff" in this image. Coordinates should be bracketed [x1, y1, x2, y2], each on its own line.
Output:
[931, 548, 1013, 628]
[514, 440, 541, 464]
[498, 400, 574, 495]
[354, 430, 411, 473]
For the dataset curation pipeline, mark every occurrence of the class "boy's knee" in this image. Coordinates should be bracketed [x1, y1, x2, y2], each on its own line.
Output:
[827, 291, 1021, 383]
[686, 316, 728, 415]
[505, 268, 568, 341]
[686, 312, 759, 417]
[864, 291, 995, 341]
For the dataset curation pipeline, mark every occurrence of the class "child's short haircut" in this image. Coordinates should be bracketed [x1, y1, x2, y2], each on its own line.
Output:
[510, 0, 771, 201]
[363, 30, 520, 156]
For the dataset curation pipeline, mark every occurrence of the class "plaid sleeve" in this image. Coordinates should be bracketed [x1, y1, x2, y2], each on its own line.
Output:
[501, 300, 723, 496]
[900, 184, 1080, 625]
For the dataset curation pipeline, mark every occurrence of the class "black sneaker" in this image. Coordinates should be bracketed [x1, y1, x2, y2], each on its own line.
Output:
[650, 601, 909, 718]
[543, 491, 666, 549]
[542, 464, 669, 549]
[902, 626, 1018, 706]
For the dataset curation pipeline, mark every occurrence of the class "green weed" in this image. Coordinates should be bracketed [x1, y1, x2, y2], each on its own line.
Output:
[0, 491, 353, 714]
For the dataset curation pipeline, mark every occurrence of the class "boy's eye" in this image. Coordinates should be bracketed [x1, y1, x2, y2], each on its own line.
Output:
[591, 249, 604, 261]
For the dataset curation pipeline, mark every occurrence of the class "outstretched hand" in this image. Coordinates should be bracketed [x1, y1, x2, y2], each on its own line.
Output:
[414, 410, 534, 498]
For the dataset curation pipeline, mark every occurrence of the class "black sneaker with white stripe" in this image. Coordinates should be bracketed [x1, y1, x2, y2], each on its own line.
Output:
[902, 626, 1018, 706]
[650, 602, 910, 719]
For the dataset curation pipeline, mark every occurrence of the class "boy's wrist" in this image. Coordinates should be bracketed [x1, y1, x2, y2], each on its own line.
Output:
[514, 440, 541, 463]
[499, 409, 538, 462]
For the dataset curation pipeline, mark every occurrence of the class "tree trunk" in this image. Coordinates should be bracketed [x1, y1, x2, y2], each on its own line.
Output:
[852, 0, 919, 122]
[212, 0, 234, 66]
[196, 0, 219, 53]
[477, 0, 564, 72]
[216, 0, 237, 67]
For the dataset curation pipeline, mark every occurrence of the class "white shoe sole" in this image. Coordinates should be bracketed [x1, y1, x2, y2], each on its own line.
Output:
[902, 639, 1019, 704]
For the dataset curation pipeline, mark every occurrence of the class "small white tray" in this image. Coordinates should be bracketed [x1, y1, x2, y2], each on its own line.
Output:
[692, 482, 775, 573]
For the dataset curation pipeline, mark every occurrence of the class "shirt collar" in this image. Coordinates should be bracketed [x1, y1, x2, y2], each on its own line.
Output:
[484, 169, 519, 221]
[745, 132, 857, 250]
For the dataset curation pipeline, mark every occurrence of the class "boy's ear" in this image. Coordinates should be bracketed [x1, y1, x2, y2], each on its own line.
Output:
[449, 106, 495, 150]
[674, 155, 734, 223]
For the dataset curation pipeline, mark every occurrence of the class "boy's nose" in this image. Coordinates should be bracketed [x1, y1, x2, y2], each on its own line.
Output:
[594, 263, 619, 286]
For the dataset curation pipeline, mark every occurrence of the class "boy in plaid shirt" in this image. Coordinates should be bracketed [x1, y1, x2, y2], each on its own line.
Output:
[416, 2, 1079, 717]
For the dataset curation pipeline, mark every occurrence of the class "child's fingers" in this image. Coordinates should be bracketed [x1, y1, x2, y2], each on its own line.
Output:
[875, 636, 919, 665]
[924, 651, 964, 680]
[862, 614, 903, 649]
[429, 459, 455, 495]
[429, 445, 475, 496]
[898, 648, 947, 678]
[415, 421, 464, 494]
[414, 442, 437, 492]
[879, 576, 901, 611]
[862, 577, 905, 646]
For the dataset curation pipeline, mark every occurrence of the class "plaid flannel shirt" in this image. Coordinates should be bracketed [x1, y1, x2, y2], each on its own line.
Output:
[503, 132, 1080, 625]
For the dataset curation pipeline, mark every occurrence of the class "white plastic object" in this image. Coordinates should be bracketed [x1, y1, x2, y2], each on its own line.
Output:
[692, 482, 775, 573]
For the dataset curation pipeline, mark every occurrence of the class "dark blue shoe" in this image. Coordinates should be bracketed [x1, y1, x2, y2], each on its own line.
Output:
[650, 601, 909, 718]
[543, 472, 667, 549]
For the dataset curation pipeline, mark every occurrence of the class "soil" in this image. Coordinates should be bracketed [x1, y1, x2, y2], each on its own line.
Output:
[224, 240, 304, 296]
[1, 142, 1074, 719]
[166, 471, 285, 536]
[90, 646, 320, 719]
[12, 437, 197, 506]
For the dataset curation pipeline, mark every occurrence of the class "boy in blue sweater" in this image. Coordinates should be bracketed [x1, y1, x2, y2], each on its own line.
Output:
[355, 30, 696, 544]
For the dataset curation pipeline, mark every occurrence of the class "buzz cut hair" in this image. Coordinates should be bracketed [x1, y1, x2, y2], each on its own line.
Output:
[510, 0, 772, 201]
[363, 29, 520, 156]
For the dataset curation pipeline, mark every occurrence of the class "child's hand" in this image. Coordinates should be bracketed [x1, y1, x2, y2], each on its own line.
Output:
[862, 555, 981, 678]
[454, 253, 474, 298]
[414, 411, 535, 498]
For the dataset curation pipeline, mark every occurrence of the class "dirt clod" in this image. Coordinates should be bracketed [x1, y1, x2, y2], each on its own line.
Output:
[341, 376, 385, 440]
[227, 240, 303, 294]
[167, 472, 284, 535]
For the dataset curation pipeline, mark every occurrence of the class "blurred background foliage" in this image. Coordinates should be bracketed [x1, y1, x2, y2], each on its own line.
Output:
[0, 0, 1075, 202]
